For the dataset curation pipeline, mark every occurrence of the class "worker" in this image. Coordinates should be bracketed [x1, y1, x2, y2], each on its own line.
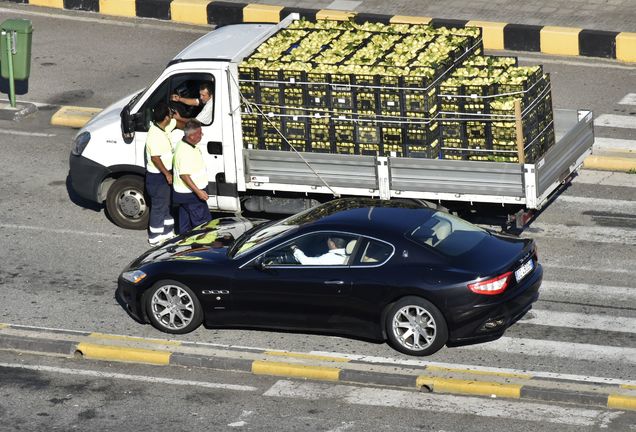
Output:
[291, 237, 347, 265]
[172, 119, 212, 233]
[145, 101, 176, 245]
[171, 81, 214, 126]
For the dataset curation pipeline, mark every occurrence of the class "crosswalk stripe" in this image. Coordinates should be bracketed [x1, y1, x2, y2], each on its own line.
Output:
[522, 223, 636, 245]
[520, 309, 636, 333]
[264, 380, 623, 427]
[618, 93, 636, 105]
[594, 114, 636, 129]
[556, 195, 636, 210]
[594, 137, 636, 151]
[463, 336, 636, 365]
[539, 280, 636, 303]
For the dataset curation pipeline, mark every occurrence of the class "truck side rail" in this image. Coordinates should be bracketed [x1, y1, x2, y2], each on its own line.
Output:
[245, 149, 379, 192]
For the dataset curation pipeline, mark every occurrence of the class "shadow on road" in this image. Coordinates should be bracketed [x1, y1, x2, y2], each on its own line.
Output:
[66, 172, 102, 213]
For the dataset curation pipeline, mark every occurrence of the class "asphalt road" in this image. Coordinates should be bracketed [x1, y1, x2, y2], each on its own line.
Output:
[0, 3, 634, 428]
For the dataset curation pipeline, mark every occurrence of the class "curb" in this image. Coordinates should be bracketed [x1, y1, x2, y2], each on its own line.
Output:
[0, 323, 634, 411]
[8, 0, 636, 62]
[50, 105, 635, 173]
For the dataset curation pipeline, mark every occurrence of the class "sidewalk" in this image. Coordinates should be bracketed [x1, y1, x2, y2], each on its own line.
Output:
[1, 323, 634, 411]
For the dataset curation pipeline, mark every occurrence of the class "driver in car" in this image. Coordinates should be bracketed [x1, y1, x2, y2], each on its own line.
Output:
[170, 82, 214, 126]
[291, 237, 347, 265]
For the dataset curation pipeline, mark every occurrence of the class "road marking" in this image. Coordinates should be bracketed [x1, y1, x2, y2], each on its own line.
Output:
[539, 280, 636, 303]
[520, 309, 636, 333]
[619, 93, 636, 105]
[542, 264, 636, 275]
[595, 114, 636, 129]
[0, 129, 56, 137]
[0, 7, 208, 33]
[517, 54, 636, 70]
[0, 361, 258, 391]
[264, 380, 623, 427]
[573, 170, 636, 187]
[522, 223, 636, 245]
[556, 195, 636, 210]
[0, 98, 51, 108]
[594, 137, 636, 152]
[463, 336, 636, 365]
[0, 223, 123, 238]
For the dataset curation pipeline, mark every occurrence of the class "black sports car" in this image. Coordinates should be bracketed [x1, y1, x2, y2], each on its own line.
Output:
[118, 198, 541, 356]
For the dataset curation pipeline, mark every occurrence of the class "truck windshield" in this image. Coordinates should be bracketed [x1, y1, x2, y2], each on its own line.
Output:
[407, 212, 489, 257]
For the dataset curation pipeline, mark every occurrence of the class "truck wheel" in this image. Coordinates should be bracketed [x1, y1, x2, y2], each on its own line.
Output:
[105, 176, 149, 230]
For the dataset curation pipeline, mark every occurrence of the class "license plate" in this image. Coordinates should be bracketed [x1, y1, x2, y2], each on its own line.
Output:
[515, 259, 534, 282]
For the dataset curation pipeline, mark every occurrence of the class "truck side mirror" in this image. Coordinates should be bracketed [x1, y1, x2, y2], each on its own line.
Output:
[120, 106, 135, 144]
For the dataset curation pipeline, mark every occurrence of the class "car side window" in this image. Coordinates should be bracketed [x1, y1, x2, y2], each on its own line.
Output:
[354, 239, 393, 266]
[259, 232, 358, 267]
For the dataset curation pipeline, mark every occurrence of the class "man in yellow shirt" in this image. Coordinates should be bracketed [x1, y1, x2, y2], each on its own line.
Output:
[145, 102, 176, 245]
[173, 120, 212, 233]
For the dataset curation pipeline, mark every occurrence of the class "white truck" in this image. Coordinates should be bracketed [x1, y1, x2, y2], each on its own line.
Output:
[68, 14, 594, 230]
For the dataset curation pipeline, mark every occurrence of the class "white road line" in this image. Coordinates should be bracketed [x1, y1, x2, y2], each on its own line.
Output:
[594, 114, 636, 129]
[463, 336, 636, 365]
[264, 380, 623, 427]
[0, 361, 258, 391]
[0, 129, 56, 137]
[540, 280, 636, 302]
[619, 93, 636, 105]
[556, 195, 636, 210]
[542, 264, 636, 275]
[0, 223, 123, 238]
[520, 309, 636, 333]
[522, 223, 636, 245]
[0, 98, 51, 108]
[594, 137, 636, 152]
[309, 351, 636, 386]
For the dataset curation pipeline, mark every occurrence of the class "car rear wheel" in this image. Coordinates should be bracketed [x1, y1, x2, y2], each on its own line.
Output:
[145, 280, 203, 334]
[386, 296, 448, 356]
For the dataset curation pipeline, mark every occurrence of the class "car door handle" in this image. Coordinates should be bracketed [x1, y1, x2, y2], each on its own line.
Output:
[324, 280, 344, 285]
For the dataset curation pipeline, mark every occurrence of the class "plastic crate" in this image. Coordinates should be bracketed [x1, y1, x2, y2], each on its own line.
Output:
[308, 140, 333, 153]
[309, 119, 330, 142]
[356, 122, 381, 144]
[333, 121, 355, 142]
[358, 143, 381, 156]
[284, 118, 308, 140]
[335, 141, 356, 154]
[286, 138, 308, 153]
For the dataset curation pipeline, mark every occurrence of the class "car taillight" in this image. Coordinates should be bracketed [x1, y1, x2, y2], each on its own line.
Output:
[468, 271, 512, 295]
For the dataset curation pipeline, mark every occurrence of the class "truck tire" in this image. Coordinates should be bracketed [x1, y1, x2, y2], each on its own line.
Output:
[105, 175, 149, 230]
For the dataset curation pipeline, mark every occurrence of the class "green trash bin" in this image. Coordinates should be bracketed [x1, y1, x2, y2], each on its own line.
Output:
[1, 19, 33, 80]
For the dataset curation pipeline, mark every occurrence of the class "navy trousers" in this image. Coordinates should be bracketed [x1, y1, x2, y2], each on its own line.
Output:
[173, 190, 212, 234]
[145, 172, 174, 240]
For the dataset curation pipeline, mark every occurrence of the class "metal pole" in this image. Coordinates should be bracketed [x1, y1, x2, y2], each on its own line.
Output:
[3, 30, 16, 108]
[514, 99, 525, 164]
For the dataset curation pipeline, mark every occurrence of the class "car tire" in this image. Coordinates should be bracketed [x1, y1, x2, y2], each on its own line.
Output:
[145, 280, 203, 334]
[105, 175, 149, 230]
[385, 296, 448, 356]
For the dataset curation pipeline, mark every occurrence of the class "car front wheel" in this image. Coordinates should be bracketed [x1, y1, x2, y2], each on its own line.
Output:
[385, 296, 448, 356]
[145, 280, 203, 334]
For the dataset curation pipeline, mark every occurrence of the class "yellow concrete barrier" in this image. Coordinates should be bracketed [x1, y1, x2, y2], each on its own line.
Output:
[608, 394, 636, 411]
[252, 360, 340, 381]
[170, 0, 211, 25]
[417, 376, 522, 398]
[29, 0, 64, 8]
[50, 106, 102, 128]
[467, 21, 506, 50]
[540, 26, 581, 56]
[390, 15, 432, 25]
[99, 0, 136, 18]
[243, 4, 283, 23]
[76, 342, 171, 365]
[617, 32, 636, 63]
[316, 10, 356, 21]
[583, 155, 636, 172]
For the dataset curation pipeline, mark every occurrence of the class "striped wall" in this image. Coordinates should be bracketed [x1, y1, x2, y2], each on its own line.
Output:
[8, 0, 636, 62]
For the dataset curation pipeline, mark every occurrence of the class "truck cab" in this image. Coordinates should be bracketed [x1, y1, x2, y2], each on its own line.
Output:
[69, 21, 286, 229]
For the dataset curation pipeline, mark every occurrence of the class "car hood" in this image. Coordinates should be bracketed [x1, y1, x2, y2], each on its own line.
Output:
[128, 217, 267, 268]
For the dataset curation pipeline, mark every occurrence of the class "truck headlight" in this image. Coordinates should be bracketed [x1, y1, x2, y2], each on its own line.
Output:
[71, 131, 91, 156]
[121, 270, 147, 284]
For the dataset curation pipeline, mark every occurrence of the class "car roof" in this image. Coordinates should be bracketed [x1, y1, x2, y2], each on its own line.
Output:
[292, 199, 436, 237]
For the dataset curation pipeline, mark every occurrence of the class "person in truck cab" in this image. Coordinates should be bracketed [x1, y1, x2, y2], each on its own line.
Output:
[291, 237, 348, 265]
[145, 101, 176, 245]
[170, 82, 214, 126]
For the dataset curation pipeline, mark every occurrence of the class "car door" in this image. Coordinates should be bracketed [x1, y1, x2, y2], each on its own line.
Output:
[229, 231, 358, 332]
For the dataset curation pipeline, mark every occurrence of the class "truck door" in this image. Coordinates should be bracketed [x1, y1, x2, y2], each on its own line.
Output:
[130, 70, 225, 209]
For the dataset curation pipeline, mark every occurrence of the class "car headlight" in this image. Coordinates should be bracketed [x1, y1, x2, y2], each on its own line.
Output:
[121, 270, 147, 284]
[71, 131, 91, 156]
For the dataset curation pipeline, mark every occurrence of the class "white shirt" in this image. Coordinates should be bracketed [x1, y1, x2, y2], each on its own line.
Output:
[293, 248, 347, 265]
[196, 99, 213, 125]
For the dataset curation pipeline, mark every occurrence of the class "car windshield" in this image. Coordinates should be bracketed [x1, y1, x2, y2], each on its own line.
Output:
[407, 211, 489, 257]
